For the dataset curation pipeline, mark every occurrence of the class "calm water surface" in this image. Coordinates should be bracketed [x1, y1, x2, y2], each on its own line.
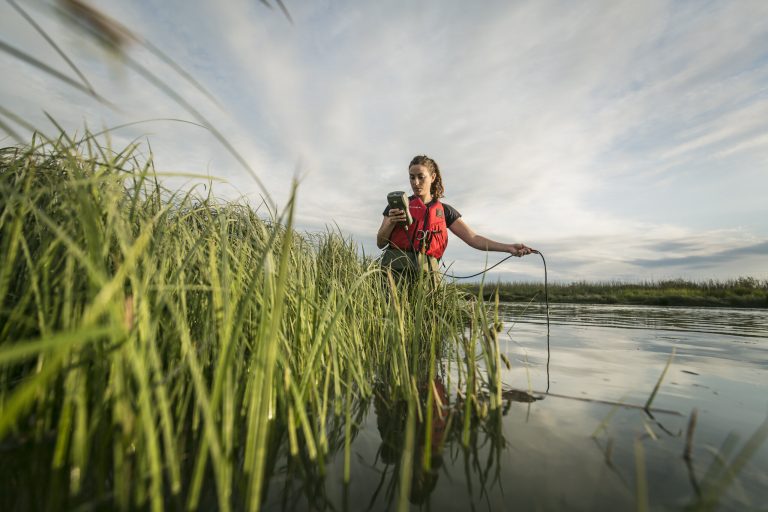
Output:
[265, 303, 768, 511]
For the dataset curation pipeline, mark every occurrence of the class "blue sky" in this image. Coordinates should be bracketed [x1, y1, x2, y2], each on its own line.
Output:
[1, 0, 767, 282]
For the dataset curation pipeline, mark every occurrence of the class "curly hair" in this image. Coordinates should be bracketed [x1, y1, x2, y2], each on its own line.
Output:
[409, 155, 444, 199]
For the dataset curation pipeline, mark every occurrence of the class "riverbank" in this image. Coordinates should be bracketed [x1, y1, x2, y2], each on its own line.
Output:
[458, 278, 768, 308]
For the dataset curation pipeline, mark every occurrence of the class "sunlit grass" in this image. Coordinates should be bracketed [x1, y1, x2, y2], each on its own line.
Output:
[0, 133, 507, 511]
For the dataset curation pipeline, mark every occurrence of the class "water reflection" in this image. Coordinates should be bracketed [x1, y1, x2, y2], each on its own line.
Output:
[499, 302, 768, 339]
[5, 303, 765, 510]
[372, 378, 448, 507]
[259, 303, 768, 511]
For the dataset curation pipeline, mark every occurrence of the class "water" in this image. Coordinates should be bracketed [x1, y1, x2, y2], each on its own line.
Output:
[265, 303, 768, 511]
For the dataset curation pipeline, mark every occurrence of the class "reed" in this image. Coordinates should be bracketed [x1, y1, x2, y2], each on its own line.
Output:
[0, 134, 504, 511]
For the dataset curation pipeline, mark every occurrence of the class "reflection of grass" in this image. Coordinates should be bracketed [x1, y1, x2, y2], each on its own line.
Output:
[644, 348, 675, 413]
[689, 417, 768, 511]
[592, 355, 768, 511]
[462, 279, 768, 308]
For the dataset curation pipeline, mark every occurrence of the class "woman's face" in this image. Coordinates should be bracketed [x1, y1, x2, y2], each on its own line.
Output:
[409, 164, 435, 199]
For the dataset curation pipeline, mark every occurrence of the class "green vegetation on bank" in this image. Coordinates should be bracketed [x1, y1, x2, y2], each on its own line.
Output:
[460, 278, 768, 308]
[0, 134, 507, 511]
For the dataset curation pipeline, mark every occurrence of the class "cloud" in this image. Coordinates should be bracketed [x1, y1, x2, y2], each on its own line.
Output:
[2, 0, 767, 281]
[628, 240, 768, 269]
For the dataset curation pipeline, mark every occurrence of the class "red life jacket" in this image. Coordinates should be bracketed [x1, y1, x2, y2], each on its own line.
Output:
[388, 196, 448, 259]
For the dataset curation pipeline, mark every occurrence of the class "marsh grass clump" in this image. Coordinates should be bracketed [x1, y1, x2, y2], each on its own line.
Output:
[0, 133, 505, 511]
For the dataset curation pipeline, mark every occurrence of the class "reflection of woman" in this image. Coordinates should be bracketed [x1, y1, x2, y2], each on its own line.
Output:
[374, 377, 449, 505]
[377, 155, 535, 274]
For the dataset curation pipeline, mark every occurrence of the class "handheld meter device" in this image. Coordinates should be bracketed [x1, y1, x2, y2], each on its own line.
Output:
[386, 191, 413, 226]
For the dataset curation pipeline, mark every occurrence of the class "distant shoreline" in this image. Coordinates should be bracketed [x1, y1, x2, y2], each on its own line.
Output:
[457, 278, 768, 308]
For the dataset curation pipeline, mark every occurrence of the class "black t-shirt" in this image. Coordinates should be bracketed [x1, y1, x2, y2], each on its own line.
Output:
[382, 198, 461, 228]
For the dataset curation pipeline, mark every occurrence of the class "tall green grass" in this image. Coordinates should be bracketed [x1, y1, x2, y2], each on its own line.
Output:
[0, 134, 505, 511]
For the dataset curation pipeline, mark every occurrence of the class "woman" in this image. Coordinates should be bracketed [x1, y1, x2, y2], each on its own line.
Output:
[376, 155, 534, 275]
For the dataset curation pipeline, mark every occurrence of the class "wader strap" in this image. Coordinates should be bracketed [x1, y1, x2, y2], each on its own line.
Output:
[418, 202, 432, 254]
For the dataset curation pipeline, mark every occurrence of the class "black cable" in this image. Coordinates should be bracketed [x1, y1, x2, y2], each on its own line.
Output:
[444, 249, 551, 391]
[532, 250, 550, 331]
[441, 253, 516, 280]
[535, 250, 551, 393]
[443, 251, 549, 330]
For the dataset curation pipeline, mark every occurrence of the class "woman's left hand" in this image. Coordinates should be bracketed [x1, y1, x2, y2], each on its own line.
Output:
[509, 243, 535, 257]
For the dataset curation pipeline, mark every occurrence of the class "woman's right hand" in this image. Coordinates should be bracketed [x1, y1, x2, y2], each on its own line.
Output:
[387, 208, 407, 225]
[508, 243, 535, 257]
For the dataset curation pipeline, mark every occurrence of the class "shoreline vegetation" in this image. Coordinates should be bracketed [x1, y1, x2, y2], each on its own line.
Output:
[459, 278, 768, 308]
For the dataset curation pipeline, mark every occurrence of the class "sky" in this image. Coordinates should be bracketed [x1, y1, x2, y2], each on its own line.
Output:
[1, 0, 767, 283]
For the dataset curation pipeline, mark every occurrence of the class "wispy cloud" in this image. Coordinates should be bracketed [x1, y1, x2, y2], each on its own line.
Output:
[629, 240, 768, 269]
[1, 0, 766, 281]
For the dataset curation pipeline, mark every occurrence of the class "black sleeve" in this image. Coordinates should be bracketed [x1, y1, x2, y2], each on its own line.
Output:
[442, 203, 461, 227]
